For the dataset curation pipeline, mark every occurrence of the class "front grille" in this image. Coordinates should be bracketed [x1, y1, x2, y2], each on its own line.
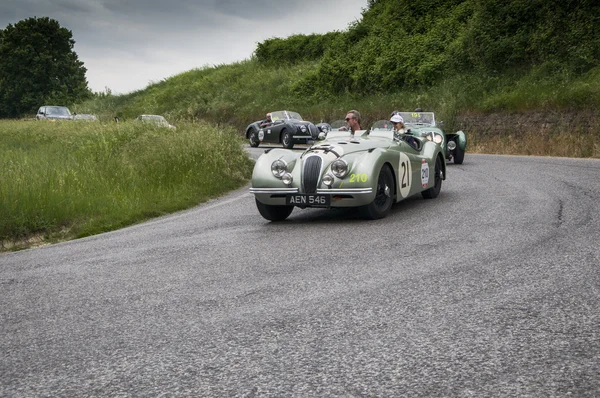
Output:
[303, 156, 322, 193]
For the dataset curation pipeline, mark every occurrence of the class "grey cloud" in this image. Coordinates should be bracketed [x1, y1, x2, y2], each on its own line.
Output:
[0, 0, 366, 93]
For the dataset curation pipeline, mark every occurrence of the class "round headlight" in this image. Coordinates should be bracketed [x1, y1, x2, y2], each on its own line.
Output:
[447, 140, 457, 150]
[331, 159, 348, 178]
[434, 134, 443, 144]
[300, 125, 307, 133]
[282, 173, 293, 185]
[322, 173, 334, 186]
[271, 159, 288, 178]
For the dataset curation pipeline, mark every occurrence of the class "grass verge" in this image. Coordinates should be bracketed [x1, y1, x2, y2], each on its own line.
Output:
[0, 120, 253, 251]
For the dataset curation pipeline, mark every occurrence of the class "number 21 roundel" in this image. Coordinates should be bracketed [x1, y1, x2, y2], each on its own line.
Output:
[398, 153, 412, 198]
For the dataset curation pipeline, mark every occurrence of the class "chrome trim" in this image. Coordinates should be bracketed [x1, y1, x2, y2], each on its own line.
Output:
[293, 135, 313, 139]
[249, 187, 299, 194]
[316, 188, 373, 194]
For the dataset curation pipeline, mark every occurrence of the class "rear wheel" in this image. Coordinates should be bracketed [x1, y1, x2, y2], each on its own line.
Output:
[422, 156, 442, 199]
[282, 129, 294, 149]
[360, 164, 394, 219]
[249, 129, 259, 147]
[255, 199, 293, 221]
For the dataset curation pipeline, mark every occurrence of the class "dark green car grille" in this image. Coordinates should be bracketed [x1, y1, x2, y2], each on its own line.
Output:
[303, 156, 322, 193]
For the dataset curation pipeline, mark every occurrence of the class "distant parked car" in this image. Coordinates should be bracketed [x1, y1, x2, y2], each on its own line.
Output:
[136, 114, 176, 129]
[73, 113, 98, 121]
[245, 110, 319, 149]
[36, 106, 73, 121]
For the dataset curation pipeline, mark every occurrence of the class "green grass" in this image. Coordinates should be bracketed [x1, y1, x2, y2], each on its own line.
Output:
[0, 119, 253, 250]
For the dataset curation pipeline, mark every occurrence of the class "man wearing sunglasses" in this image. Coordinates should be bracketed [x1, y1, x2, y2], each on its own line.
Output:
[345, 110, 362, 134]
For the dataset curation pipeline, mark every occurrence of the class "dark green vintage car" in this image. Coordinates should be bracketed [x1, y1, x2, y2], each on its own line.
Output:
[249, 127, 447, 221]
[387, 112, 467, 164]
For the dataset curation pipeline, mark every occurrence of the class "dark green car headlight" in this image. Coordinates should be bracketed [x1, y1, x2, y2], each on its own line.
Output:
[447, 140, 457, 150]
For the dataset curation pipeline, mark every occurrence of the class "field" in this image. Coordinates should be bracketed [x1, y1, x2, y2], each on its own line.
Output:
[0, 120, 253, 250]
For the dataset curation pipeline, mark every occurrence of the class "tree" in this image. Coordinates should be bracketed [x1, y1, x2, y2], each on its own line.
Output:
[0, 17, 90, 118]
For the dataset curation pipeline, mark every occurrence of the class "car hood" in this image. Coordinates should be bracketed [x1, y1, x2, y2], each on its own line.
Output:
[307, 131, 393, 157]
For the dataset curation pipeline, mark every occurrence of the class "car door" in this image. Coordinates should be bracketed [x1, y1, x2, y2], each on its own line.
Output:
[394, 139, 431, 199]
[262, 120, 285, 144]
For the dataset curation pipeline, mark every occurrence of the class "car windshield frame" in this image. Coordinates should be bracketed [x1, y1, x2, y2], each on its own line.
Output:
[396, 111, 436, 127]
[270, 110, 303, 122]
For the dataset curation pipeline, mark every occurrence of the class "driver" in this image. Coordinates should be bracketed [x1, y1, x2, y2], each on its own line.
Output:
[260, 113, 272, 128]
[345, 110, 362, 134]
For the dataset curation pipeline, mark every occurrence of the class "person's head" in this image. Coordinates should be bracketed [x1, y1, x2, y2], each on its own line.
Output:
[266, 113, 272, 121]
[390, 114, 405, 130]
[414, 107, 423, 112]
[390, 110, 400, 118]
[345, 110, 361, 132]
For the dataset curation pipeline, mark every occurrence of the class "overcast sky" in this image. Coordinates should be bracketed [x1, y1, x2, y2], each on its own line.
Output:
[1, 0, 367, 94]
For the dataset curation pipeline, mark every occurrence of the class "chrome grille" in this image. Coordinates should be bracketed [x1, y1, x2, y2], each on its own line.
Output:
[303, 156, 322, 193]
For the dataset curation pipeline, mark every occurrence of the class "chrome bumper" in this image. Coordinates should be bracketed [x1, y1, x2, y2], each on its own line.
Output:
[249, 187, 373, 195]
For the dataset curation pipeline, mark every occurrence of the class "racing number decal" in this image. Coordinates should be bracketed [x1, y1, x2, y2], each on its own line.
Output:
[421, 159, 429, 188]
[399, 153, 412, 198]
[349, 173, 368, 183]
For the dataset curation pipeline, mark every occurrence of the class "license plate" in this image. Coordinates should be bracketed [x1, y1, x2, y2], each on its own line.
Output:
[286, 194, 331, 206]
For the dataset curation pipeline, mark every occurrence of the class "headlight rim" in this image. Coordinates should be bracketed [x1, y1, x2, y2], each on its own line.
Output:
[271, 159, 288, 178]
[331, 158, 349, 179]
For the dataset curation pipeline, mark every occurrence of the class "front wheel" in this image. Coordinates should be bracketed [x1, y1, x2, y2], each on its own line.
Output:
[453, 145, 464, 164]
[255, 199, 293, 221]
[249, 129, 259, 147]
[360, 164, 394, 219]
[422, 156, 442, 199]
[282, 129, 294, 149]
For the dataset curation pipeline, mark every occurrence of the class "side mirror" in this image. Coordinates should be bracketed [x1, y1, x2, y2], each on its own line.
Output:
[318, 132, 327, 140]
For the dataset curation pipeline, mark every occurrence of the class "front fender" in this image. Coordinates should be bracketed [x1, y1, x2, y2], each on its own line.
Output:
[246, 122, 260, 138]
[455, 130, 467, 150]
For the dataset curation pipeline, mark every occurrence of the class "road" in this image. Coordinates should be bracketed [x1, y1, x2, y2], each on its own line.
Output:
[1, 152, 599, 397]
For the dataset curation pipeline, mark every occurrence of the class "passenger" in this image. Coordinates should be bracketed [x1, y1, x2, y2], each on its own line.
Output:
[391, 113, 420, 150]
[345, 110, 362, 134]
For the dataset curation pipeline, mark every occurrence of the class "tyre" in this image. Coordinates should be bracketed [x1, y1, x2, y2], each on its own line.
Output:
[282, 129, 294, 149]
[249, 128, 259, 147]
[360, 164, 394, 219]
[255, 199, 293, 221]
[422, 156, 442, 199]
[453, 145, 464, 164]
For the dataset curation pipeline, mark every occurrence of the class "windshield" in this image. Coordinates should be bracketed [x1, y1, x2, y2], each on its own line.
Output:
[370, 120, 394, 130]
[46, 106, 71, 116]
[329, 120, 347, 129]
[396, 112, 436, 126]
[270, 110, 303, 122]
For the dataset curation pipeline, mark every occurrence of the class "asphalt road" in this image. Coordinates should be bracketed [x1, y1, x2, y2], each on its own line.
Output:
[1, 152, 599, 397]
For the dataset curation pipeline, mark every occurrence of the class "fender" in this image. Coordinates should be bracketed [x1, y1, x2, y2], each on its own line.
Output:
[246, 122, 260, 139]
[455, 130, 467, 151]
